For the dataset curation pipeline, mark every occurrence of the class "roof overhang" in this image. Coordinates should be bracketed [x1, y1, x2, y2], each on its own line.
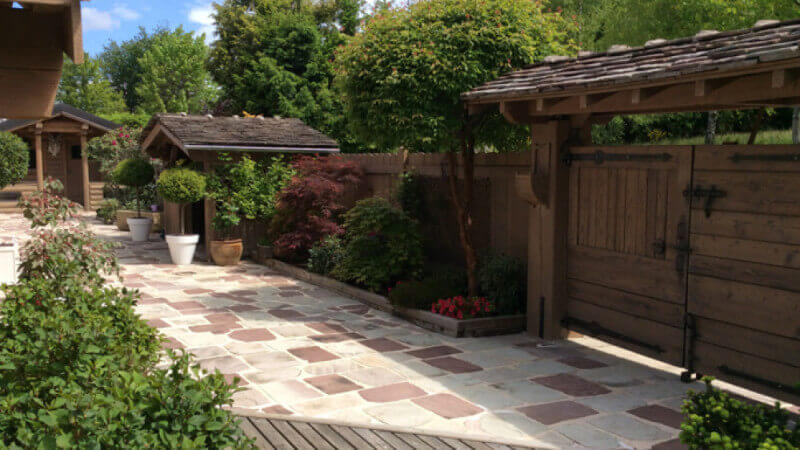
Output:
[2, 110, 117, 135]
[183, 144, 339, 153]
[0, 0, 83, 119]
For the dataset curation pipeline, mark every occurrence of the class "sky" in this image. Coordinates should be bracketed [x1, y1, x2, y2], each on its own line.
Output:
[81, 0, 217, 56]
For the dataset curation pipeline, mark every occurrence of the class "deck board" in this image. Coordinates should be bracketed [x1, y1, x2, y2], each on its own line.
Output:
[240, 415, 540, 449]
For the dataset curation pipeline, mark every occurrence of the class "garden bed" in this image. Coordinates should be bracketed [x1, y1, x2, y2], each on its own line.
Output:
[263, 259, 526, 338]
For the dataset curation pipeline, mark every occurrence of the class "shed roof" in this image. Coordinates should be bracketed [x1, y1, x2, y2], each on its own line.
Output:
[463, 19, 800, 103]
[141, 114, 339, 154]
[0, 103, 120, 133]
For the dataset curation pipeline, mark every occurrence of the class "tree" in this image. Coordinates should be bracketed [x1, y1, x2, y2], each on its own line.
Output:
[100, 27, 169, 112]
[336, 0, 577, 295]
[136, 27, 218, 114]
[56, 56, 126, 115]
[0, 132, 29, 190]
[208, 0, 365, 151]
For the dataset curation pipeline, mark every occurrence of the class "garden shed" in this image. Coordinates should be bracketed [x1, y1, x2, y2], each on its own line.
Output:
[141, 113, 339, 259]
[463, 19, 800, 403]
[0, 103, 119, 212]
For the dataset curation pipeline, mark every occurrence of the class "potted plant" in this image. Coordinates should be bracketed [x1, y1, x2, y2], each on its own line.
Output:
[209, 199, 243, 266]
[156, 168, 206, 265]
[256, 236, 274, 263]
[112, 158, 155, 242]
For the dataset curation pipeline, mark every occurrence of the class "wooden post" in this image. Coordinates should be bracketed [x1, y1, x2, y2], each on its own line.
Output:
[80, 125, 90, 210]
[203, 160, 215, 262]
[34, 123, 44, 190]
[526, 119, 571, 340]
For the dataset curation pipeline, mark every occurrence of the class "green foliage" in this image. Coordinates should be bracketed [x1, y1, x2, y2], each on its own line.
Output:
[136, 27, 218, 114]
[87, 126, 145, 176]
[18, 178, 79, 228]
[478, 253, 526, 315]
[211, 200, 241, 240]
[101, 111, 152, 128]
[96, 198, 121, 224]
[307, 235, 343, 275]
[333, 197, 424, 292]
[0, 132, 29, 190]
[335, 0, 577, 153]
[156, 168, 206, 205]
[56, 55, 126, 115]
[396, 171, 427, 222]
[680, 378, 800, 449]
[209, 0, 365, 151]
[113, 158, 155, 188]
[387, 266, 466, 310]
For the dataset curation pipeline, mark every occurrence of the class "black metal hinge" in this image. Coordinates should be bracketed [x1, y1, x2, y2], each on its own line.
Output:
[718, 365, 800, 397]
[562, 317, 664, 354]
[562, 150, 672, 166]
[729, 153, 800, 163]
[684, 185, 726, 218]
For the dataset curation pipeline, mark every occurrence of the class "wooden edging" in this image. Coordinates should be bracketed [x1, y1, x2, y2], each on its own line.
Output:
[263, 259, 526, 338]
[235, 412, 546, 449]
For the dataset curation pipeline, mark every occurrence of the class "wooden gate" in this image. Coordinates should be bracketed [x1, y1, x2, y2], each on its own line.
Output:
[686, 145, 800, 403]
[564, 146, 692, 365]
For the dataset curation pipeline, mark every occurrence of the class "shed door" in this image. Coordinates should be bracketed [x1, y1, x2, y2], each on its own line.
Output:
[565, 146, 692, 365]
[687, 145, 800, 403]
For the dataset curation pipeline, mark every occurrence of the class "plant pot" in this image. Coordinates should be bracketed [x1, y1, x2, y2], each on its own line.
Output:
[127, 217, 153, 242]
[117, 210, 163, 232]
[256, 243, 273, 263]
[210, 239, 243, 266]
[165, 234, 200, 265]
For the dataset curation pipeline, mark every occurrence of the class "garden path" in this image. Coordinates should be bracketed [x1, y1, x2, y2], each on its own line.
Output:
[0, 214, 702, 449]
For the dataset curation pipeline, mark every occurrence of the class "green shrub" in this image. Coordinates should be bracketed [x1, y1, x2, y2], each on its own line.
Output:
[333, 197, 423, 292]
[18, 178, 79, 228]
[156, 168, 206, 205]
[96, 198, 121, 224]
[681, 378, 800, 449]
[478, 253, 527, 315]
[388, 278, 465, 310]
[113, 158, 155, 216]
[308, 236, 343, 276]
[211, 200, 241, 240]
[0, 131, 29, 190]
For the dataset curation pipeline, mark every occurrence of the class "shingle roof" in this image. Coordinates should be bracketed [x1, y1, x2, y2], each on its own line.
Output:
[0, 103, 120, 132]
[142, 114, 339, 152]
[463, 19, 800, 102]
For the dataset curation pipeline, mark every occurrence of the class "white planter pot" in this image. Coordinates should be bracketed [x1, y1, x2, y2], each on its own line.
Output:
[165, 234, 200, 265]
[127, 217, 153, 242]
[0, 238, 18, 284]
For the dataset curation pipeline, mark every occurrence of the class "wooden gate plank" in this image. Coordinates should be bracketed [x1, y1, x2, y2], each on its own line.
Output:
[567, 278, 684, 327]
[693, 171, 800, 216]
[689, 254, 800, 293]
[694, 317, 800, 368]
[693, 145, 800, 172]
[691, 234, 800, 270]
[691, 211, 800, 245]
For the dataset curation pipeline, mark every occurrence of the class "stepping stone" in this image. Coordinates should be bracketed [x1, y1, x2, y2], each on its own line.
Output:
[359, 382, 427, 402]
[424, 356, 482, 374]
[288, 346, 340, 363]
[304, 374, 362, 394]
[558, 356, 608, 369]
[413, 393, 483, 419]
[405, 345, 462, 359]
[229, 328, 276, 342]
[628, 404, 683, 429]
[359, 338, 409, 353]
[533, 373, 611, 396]
[517, 401, 598, 425]
[306, 322, 348, 334]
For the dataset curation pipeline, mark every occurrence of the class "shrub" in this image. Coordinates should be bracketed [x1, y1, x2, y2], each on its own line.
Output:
[431, 296, 495, 320]
[307, 236, 343, 276]
[479, 253, 527, 315]
[333, 197, 423, 292]
[271, 156, 363, 261]
[0, 131, 29, 190]
[18, 178, 79, 228]
[681, 378, 800, 449]
[113, 158, 155, 216]
[388, 278, 464, 310]
[96, 198, 121, 224]
[156, 168, 206, 205]
[211, 200, 241, 240]
[87, 126, 144, 176]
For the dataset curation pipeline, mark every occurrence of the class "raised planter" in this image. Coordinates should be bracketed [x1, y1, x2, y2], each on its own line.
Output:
[263, 259, 525, 338]
[116, 210, 163, 232]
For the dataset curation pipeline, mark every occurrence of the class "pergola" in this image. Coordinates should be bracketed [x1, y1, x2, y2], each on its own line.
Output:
[463, 19, 800, 402]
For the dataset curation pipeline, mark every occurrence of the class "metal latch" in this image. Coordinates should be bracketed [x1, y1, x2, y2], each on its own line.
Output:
[684, 185, 726, 217]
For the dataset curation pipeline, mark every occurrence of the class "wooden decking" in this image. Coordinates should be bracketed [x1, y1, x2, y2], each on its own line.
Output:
[239, 414, 541, 450]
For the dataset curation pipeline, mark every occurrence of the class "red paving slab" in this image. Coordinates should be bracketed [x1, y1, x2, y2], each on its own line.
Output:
[628, 405, 684, 429]
[517, 401, 599, 425]
[533, 373, 611, 396]
[359, 338, 409, 353]
[229, 328, 276, 342]
[306, 322, 348, 334]
[359, 382, 427, 403]
[288, 346, 340, 363]
[557, 356, 608, 369]
[413, 394, 483, 419]
[406, 345, 462, 359]
[424, 356, 482, 374]
[304, 374, 362, 395]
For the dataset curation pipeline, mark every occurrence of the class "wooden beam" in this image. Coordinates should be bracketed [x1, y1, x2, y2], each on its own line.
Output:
[631, 89, 641, 105]
[694, 80, 706, 97]
[34, 123, 43, 189]
[80, 125, 90, 211]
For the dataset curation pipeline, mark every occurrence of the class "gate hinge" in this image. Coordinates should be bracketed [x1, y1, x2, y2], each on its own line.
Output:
[684, 185, 726, 217]
[562, 150, 672, 166]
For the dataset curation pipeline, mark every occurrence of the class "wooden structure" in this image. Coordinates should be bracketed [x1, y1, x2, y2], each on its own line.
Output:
[141, 113, 339, 258]
[238, 413, 538, 450]
[0, 0, 84, 118]
[463, 20, 800, 403]
[0, 103, 118, 212]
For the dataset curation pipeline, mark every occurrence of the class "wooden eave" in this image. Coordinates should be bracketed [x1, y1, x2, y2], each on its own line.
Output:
[466, 58, 800, 121]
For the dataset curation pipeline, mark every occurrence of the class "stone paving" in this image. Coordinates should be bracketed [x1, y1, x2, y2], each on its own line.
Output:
[0, 213, 707, 449]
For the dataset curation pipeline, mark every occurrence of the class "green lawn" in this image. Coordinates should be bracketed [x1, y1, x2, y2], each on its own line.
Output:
[654, 129, 795, 145]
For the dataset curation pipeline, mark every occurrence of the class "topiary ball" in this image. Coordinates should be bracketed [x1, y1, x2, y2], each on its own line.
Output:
[156, 168, 206, 204]
[0, 131, 30, 190]
[112, 158, 155, 188]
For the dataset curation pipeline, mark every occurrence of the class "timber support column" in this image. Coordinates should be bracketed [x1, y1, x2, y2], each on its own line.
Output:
[203, 160, 215, 262]
[526, 119, 572, 340]
[80, 125, 90, 210]
[34, 123, 44, 190]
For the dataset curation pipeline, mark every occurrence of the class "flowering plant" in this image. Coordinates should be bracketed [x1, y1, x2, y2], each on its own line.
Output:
[431, 296, 495, 320]
[18, 178, 79, 228]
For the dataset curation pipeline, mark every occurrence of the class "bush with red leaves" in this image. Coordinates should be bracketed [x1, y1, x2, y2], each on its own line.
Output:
[431, 296, 495, 320]
[270, 156, 363, 261]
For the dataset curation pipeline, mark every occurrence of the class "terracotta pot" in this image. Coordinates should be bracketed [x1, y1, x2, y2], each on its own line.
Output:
[210, 239, 243, 266]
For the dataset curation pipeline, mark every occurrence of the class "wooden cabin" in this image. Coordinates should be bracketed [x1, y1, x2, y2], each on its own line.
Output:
[0, 103, 119, 212]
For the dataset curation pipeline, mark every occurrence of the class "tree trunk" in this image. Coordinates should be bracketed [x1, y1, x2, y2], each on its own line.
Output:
[793, 107, 799, 144]
[705, 111, 718, 145]
[445, 125, 479, 298]
[747, 108, 766, 145]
